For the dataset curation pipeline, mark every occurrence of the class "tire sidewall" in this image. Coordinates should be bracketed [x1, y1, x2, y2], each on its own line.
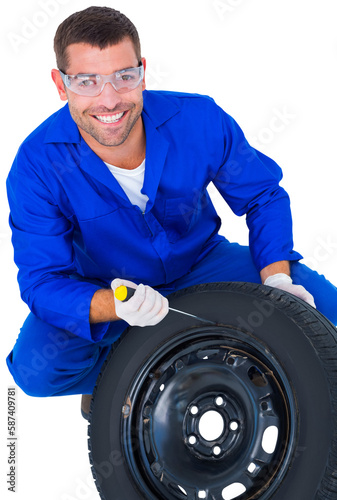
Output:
[90, 284, 334, 500]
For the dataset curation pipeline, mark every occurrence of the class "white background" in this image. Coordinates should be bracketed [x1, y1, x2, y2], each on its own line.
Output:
[1, 0, 337, 499]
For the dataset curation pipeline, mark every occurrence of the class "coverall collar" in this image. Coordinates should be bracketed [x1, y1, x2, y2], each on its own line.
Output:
[43, 90, 181, 211]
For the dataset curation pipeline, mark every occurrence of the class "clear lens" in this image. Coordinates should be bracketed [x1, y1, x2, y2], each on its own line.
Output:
[113, 67, 144, 94]
[61, 64, 144, 96]
[67, 74, 102, 95]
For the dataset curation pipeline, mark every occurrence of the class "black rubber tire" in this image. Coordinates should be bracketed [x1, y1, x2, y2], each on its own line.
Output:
[88, 282, 337, 500]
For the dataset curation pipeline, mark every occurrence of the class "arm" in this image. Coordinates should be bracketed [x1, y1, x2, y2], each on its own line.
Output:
[89, 289, 118, 323]
[260, 261, 315, 307]
[210, 107, 314, 306]
[211, 109, 303, 273]
[90, 280, 169, 326]
[260, 260, 290, 283]
[7, 150, 108, 342]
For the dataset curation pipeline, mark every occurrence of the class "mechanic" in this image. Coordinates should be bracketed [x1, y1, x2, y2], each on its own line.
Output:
[6, 6, 337, 419]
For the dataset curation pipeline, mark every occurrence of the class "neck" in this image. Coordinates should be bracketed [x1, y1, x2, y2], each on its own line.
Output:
[79, 117, 146, 170]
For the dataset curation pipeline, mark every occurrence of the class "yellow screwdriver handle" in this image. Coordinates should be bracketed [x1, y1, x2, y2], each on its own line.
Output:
[114, 285, 216, 325]
[114, 285, 136, 302]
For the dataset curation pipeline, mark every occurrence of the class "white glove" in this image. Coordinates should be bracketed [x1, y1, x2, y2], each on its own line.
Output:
[111, 279, 169, 327]
[264, 273, 316, 308]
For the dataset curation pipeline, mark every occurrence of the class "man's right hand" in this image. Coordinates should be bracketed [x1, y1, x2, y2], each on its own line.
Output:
[111, 279, 169, 327]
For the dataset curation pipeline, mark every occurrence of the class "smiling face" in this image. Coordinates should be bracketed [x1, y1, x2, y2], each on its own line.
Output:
[52, 38, 146, 152]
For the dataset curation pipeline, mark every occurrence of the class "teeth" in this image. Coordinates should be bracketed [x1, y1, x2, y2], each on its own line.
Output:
[95, 112, 125, 123]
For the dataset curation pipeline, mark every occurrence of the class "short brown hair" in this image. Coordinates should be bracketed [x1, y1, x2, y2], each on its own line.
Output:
[54, 6, 141, 72]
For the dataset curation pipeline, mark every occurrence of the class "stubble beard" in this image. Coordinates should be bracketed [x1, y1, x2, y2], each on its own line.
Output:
[69, 101, 143, 147]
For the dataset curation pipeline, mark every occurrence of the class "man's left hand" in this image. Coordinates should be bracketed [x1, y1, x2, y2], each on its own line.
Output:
[264, 273, 316, 308]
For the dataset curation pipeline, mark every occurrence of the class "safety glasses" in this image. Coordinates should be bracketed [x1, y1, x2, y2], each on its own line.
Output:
[59, 62, 144, 96]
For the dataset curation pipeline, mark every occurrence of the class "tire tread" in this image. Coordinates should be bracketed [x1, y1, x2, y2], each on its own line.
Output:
[87, 281, 337, 499]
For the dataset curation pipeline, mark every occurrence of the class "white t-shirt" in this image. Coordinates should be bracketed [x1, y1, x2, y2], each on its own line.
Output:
[105, 159, 149, 213]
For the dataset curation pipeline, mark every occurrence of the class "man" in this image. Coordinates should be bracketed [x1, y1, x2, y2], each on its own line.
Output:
[6, 6, 337, 418]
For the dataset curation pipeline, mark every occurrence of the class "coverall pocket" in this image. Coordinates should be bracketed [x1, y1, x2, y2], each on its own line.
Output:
[163, 196, 200, 243]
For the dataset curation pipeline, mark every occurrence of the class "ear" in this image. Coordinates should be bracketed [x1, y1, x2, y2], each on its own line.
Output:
[51, 69, 68, 101]
[141, 57, 146, 91]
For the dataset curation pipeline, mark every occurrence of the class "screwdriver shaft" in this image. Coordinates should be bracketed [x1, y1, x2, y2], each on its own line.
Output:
[168, 307, 216, 325]
[114, 285, 217, 325]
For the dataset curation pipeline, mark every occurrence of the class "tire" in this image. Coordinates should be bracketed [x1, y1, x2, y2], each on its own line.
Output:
[87, 282, 337, 500]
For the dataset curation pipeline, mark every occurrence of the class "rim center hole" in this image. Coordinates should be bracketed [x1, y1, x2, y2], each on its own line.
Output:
[198, 410, 225, 441]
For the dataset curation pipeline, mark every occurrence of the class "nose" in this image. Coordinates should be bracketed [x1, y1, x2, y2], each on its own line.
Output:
[96, 80, 121, 107]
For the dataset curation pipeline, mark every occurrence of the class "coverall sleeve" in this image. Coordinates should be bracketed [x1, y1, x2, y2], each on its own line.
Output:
[212, 109, 303, 271]
[6, 149, 109, 342]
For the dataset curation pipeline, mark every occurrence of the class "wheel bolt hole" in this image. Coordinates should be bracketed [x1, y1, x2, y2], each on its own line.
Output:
[188, 435, 197, 445]
[213, 445, 221, 456]
[190, 405, 199, 415]
[261, 401, 269, 411]
[227, 357, 235, 366]
[215, 396, 224, 406]
[198, 491, 207, 499]
[229, 420, 239, 431]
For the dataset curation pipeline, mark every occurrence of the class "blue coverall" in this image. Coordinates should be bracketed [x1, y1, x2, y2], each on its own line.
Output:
[6, 90, 337, 396]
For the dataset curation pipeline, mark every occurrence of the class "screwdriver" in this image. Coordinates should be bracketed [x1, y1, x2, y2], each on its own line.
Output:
[114, 285, 217, 325]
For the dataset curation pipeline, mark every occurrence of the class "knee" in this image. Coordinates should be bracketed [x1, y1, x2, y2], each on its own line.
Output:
[291, 262, 337, 326]
[6, 317, 73, 397]
[6, 347, 64, 397]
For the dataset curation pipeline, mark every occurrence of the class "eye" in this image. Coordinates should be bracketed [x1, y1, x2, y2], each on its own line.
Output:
[80, 80, 94, 87]
[75, 76, 97, 87]
[78, 79, 95, 87]
[116, 69, 137, 82]
[121, 74, 133, 81]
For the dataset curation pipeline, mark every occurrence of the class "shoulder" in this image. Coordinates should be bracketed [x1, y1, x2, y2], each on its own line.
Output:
[16, 104, 79, 155]
[142, 89, 225, 127]
[144, 89, 217, 109]
[10, 104, 80, 172]
[19, 107, 65, 149]
[8, 105, 76, 183]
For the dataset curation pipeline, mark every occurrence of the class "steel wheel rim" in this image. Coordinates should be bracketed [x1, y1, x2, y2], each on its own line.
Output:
[120, 326, 296, 499]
